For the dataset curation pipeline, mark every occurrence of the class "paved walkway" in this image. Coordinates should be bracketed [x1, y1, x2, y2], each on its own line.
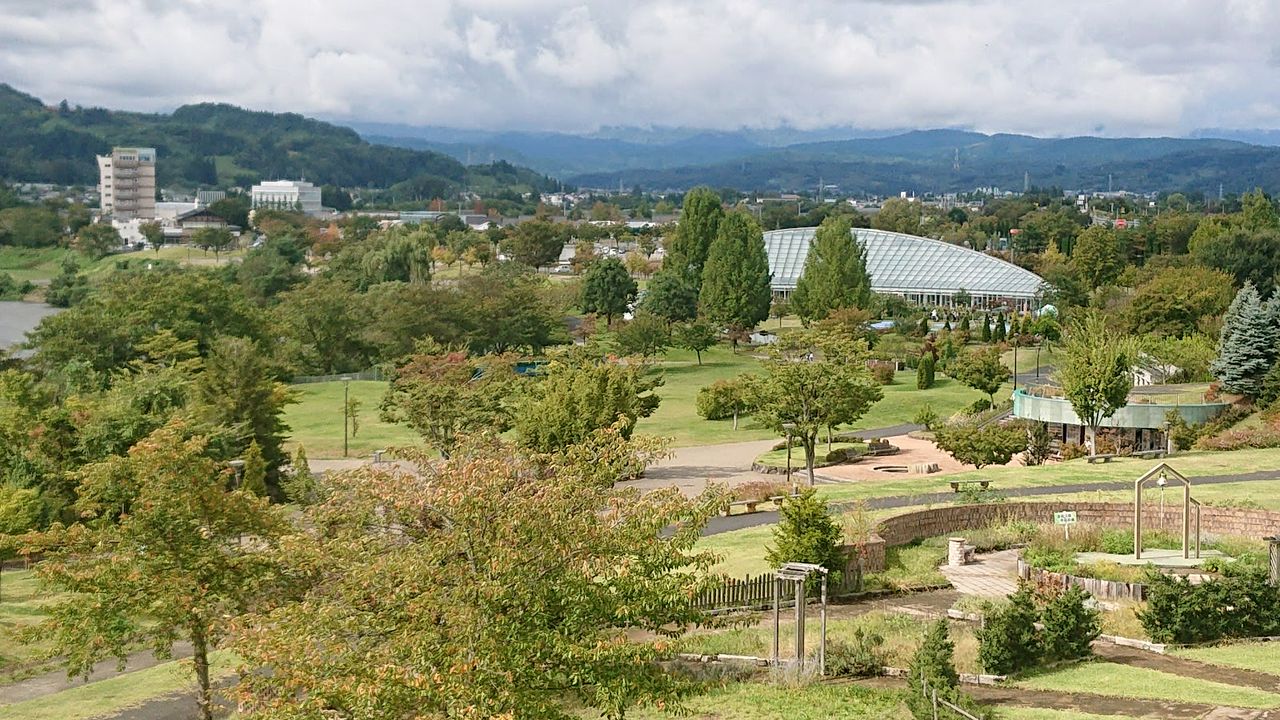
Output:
[939, 549, 1020, 598]
[704, 467, 1280, 536]
[1, 642, 193, 705]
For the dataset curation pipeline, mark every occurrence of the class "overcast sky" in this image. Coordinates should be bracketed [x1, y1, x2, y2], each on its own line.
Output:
[2, 0, 1278, 136]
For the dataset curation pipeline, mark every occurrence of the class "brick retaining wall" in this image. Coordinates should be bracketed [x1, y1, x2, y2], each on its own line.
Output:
[873, 502, 1280, 549]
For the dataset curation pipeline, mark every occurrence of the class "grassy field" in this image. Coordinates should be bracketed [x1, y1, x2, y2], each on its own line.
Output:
[635, 347, 771, 446]
[0, 569, 60, 681]
[1015, 661, 1280, 709]
[1172, 641, 1280, 676]
[621, 680, 908, 720]
[816, 446, 1280, 504]
[282, 380, 418, 458]
[0, 245, 248, 286]
[0, 650, 237, 720]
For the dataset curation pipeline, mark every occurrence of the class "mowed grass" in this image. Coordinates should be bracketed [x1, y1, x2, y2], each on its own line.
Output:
[0, 245, 248, 285]
[619, 680, 908, 720]
[0, 247, 76, 283]
[1172, 641, 1280, 676]
[0, 650, 238, 720]
[635, 347, 770, 447]
[1014, 661, 1280, 709]
[282, 380, 418, 459]
[0, 569, 60, 681]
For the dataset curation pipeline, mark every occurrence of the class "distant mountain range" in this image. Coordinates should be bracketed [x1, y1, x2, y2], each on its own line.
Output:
[360, 123, 1280, 195]
[0, 84, 553, 196]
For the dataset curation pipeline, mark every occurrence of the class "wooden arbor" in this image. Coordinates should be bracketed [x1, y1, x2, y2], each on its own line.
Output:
[771, 562, 829, 675]
[1134, 463, 1201, 561]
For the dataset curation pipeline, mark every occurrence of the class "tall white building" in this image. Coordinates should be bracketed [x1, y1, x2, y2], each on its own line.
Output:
[250, 180, 322, 216]
[97, 147, 157, 220]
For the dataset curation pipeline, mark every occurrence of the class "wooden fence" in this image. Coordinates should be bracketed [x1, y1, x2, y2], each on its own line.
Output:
[694, 568, 863, 611]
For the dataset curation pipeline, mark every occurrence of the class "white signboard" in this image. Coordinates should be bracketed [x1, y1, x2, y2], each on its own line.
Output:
[1054, 511, 1078, 525]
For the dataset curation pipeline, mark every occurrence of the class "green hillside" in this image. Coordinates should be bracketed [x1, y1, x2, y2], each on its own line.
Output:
[0, 84, 555, 196]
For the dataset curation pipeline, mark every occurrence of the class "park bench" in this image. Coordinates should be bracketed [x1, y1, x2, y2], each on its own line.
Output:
[1132, 449, 1167, 460]
[1086, 454, 1116, 464]
[949, 480, 990, 493]
[723, 494, 796, 516]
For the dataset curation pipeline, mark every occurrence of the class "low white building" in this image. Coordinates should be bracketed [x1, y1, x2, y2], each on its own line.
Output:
[250, 180, 322, 216]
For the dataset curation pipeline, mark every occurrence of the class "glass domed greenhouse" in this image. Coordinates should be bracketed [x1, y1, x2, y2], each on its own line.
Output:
[763, 227, 1044, 309]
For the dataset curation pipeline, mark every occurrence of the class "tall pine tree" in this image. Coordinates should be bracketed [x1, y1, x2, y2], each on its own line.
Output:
[699, 211, 772, 337]
[663, 187, 723, 290]
[1211, 282, 1280, 397]
[790, 215, 872, 323]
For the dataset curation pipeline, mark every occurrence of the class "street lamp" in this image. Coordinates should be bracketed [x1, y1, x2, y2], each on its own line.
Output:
[341, 375, 354, 458]
[227, 459, 246, 489]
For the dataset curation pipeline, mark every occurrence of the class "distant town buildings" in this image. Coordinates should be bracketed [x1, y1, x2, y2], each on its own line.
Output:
[250, 180, 322, 216]
[97, 147, 156, 220]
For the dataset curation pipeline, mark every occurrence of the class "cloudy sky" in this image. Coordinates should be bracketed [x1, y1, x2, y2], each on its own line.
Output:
[2, 0, 1278, 136]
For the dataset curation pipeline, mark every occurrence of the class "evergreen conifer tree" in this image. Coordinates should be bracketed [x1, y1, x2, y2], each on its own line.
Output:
[241, 440, 269, 497]
[790, 215, 872, 323]
[993, 312, 1007, 341]
[663, 187, 723, 289]
[699, 211, 772, 338]
[917, 353, 936, 390]
[1211, 283, 1280, 397]
[908, 619, 960, 718]
[917, 316, 930, 336]
[980, 313, 991, 342]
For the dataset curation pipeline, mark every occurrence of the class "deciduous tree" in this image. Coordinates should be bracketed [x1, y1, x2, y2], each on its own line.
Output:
[23, 422, 287, 720]
[232, 437, 726, 720]
[933, 420, 1027, 469]
[1059, 312, 1137, 451]
[514, 354, 662, 453]
[949, 347, 1010, 405]
[673, 320, 719, 365]
[580, 256, 638, 326]
[640, 269, 699, 325]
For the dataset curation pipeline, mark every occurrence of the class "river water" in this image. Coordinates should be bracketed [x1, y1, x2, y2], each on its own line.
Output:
[0, 301, 61, 353]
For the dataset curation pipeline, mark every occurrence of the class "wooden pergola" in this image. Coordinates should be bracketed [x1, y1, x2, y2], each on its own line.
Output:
[1133, 463, 1200, 561]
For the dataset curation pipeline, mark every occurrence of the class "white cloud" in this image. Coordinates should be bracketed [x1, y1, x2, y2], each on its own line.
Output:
[0, 0, 1277, 135]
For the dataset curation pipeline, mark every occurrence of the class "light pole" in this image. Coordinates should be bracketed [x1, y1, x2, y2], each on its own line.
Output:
[341, 375, 353, 458]
[782, 422, 797, 494]
[227, 459, 246, 489]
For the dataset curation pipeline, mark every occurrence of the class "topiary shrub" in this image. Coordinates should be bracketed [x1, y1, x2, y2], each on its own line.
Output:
[976, 585, 1041, 676]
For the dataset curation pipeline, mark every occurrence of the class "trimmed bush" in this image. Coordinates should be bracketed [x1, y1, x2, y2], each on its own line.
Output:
[826, 628, 886, 678]
[1138, 568, 1280, 644]
[869, 360, 897, 385]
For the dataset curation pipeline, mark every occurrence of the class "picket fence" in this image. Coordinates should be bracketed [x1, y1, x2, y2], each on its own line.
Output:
[694, 568, 863, 611]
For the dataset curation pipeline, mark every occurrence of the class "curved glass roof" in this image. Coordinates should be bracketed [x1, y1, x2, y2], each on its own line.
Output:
[763, 227, 1044, 299]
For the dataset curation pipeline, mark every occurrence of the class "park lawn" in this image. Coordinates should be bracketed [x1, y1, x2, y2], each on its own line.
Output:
[756, 442, 868, 469]
[635, 346, 772, 447]
[0, 246, 77, 283]
[1001, 345, 1061, 376]
[1014, 661, 1280, 709]
[0, 569, 62, 681]
[1172, 642, 1280, 676]
[282, 380, 419, 459]
[816, 446, 1280, 504]
[620, 680, 908, 720]
[0, 650, 238, 720]
[848, 374, 1002, 431]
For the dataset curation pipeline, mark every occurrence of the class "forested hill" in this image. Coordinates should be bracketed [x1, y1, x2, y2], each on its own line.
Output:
[566, 129, 1280, 194]
[0, 84, 555, 195]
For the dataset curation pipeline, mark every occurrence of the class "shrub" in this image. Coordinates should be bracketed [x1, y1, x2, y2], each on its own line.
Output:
[913, 404, 939, 431]
[965, 398, 992, 415]
[1139, 568, 1280, 644]
[1021, 543, 1075, 573]
[1023, 421, 1052, 466]
[1038, 585, 1100, 661]
[1165, 409, 1200, 451]
[976, 585, 1041, 675]
[906, 619, 958, 719]
[1059, 443, 1087, 461]
[826, 628, 886, 677]
[916, 353, 936, 390]
[869, 360, 897, 385]
[1195, 426, 1280, 451]
[823, 446, 862, 464]
[765, 488, 846, 587]
[696, 379, 749, 421]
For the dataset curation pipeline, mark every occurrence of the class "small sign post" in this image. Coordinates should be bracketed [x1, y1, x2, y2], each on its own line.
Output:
[1054, 510, 1078, 540]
